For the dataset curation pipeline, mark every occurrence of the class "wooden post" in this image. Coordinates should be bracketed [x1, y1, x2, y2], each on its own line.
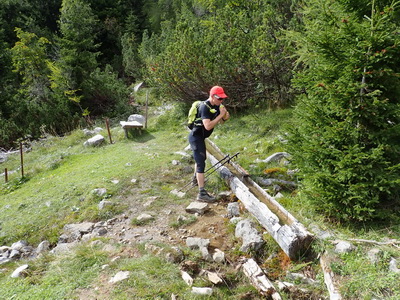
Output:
[4, 168, 8, 183]
[145, 89, 149, 129]
[105, 118, 113, 144]
[19, 142, 24, 177]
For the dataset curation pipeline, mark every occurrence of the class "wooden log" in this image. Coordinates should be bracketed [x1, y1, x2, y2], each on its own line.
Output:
[320, 253, 342, 300]
[205, 141, 314, 260]
[242, 258, 282, 300]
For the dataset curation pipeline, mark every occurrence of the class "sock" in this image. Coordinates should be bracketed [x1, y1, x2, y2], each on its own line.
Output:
[199, 187, 205, 193]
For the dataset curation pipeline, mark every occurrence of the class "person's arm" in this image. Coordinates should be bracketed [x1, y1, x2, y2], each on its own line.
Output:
[203, 105, 228, 131]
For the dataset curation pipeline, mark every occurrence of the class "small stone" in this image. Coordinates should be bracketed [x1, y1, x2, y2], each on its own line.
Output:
[213, 249, 225, 263]
[334, 241, 355, 254]
[185, 202, 209, 215]
[109, 271, 130, 283]
[191, 287, 213, 296]
[170, 189, 185, 198]
[136, 213, 153, 222]
[11, 264, 29, 278]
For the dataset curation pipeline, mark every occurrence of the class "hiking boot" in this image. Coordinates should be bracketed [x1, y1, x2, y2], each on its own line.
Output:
[196, 190, 216, 203]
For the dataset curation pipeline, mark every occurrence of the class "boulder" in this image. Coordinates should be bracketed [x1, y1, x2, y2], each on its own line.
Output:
[83, 134, 105, 146]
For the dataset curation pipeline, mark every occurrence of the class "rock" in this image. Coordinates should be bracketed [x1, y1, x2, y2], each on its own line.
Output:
[334, 241, 355, 254]
[62, 222, 95, 242]
[200, 247, 212, 261]
[50, 242, 78, 254]
[191, 287, 213, 296]
[58, 234, 70, 243]
[137, 213, 154, 222]
[11, 240, 28, 251]
[81, 233, 97, 242]
[185, 202, 209, 215]
[165, 247, 184, 263]
[0, 152, 7, 163]
[227, 202, 240, 218]
[83, 128, 94, 136]
[93, 188, 107, 197]
[98, 200, 113, 210]
[0, 246, 11, 254]
[109, 271, 130, 283]
[256, 152, 291, 163]
[235, 219, 265, 252]
[230, 217, 243, 224]
[0, 258, 11, 265]
[218, 191, 232, 200]
[172, 160, 180, 165]
[181, 270, 193, 286]
[389, 257, 400, 273]
[186, 237, 211, 261]
[93, 227, 108, 236]
[367, 248, 381, 264]
[213, 249, 225, 263]
[127, 114, 145, 124]
[9, 250, 21, 259]
[309, 224, 333, 240]
[36, 241, 50, 254]
[11, 264, 29, 278]
[93, 127, 103, 133]
[257, 178, 296, 188]
[170, 189, 185, 198]
[83, 134, 105, 146]
[186, 237, 210, 249]
[207, 271, 223, 284]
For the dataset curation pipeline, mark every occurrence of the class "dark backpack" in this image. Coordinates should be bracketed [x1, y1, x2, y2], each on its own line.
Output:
[187, 101, 212, 129]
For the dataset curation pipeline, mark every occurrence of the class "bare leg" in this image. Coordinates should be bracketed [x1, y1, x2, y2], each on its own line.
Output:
[196, 172, 205, 189]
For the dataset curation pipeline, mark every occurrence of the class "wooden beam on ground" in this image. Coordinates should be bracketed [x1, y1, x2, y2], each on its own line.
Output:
[242, 258, 282, 300]
[205, 140, 314, 260]
[320, 253, 342, 300]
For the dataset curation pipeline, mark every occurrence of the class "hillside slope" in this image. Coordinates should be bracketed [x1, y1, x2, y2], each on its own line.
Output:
[1, 104, 399, 299]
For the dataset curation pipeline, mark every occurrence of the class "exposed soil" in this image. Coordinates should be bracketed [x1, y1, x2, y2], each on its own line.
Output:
[103, 186, 237, 252]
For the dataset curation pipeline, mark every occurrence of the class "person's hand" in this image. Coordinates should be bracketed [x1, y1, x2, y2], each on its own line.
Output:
[224, 111, 230, 120]
[220, 105, 227, 116]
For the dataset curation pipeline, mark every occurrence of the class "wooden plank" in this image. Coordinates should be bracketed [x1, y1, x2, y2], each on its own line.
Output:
[120, 121, 143, 137]
[120, 121, 143, 128]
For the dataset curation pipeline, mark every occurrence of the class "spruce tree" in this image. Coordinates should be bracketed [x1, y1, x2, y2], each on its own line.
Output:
[287, 0, 400, 221]
[57, 0, 100, 114]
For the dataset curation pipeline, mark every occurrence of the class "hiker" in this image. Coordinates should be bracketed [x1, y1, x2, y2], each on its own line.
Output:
[189, 85, 230, 202]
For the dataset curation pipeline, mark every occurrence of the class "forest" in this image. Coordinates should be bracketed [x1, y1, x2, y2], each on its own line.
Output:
[1, 0, 400, 222]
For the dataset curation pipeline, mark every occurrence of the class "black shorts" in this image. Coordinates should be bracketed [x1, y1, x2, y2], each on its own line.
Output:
[188, 131, 206, 173]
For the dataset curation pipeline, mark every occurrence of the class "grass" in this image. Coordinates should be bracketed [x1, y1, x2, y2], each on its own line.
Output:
[0, 100, 399, 299]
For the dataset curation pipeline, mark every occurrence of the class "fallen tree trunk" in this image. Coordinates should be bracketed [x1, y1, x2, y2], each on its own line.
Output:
[206, 140, 314, 260]
[242, 258, 282, 300]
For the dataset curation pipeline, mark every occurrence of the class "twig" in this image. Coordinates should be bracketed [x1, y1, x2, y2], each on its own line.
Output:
[347, 238, 400, 247]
